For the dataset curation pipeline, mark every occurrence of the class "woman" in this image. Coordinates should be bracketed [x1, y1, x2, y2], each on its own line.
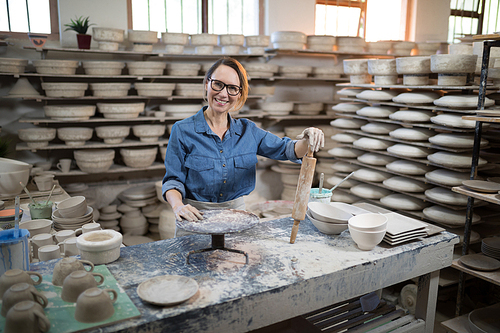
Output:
[162, 57, 324, 224]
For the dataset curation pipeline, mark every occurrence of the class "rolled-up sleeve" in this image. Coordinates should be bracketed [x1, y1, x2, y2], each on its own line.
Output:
[162, 123, 187, 199]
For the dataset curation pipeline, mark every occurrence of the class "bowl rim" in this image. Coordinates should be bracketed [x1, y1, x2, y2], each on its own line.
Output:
[348, 213, 388, 230]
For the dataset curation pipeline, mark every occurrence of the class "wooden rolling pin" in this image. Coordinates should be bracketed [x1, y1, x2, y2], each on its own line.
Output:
[290, 147, 316, 244]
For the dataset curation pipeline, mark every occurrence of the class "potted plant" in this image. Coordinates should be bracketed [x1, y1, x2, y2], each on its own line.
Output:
[64, 16, 95, 49]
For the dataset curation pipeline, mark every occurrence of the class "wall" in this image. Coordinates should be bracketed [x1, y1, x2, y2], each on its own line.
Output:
[410, 0, 451, 42]
[265, 0, 316, 36]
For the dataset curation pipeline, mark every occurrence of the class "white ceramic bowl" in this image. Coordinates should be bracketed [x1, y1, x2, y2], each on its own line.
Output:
[19, 219, 53, 237]
[0, 169, 30, 196]
[348, 213, 388, 232]
[307, 202, 353, 224]
[57, 196, 87, 218]
[57, 127, 93, 146]
[348, 226, 386, 250]
[43, 105, 96, 121]
[0, 157, 31, 172]
[18, 128, 56, 148]
[120, 147, 158, 168]
[307, 210, 348, 235]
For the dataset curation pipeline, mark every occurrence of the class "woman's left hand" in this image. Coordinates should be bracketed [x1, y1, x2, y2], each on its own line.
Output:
[296, 127, 325, 152]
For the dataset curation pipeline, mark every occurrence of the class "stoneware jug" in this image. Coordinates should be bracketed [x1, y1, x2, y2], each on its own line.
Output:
[1, 282, 48, 317]
[0, 269, 42, 298]
[52, 257, 94, 286]
[61, 270, 104, 302]
[4, 300, 50, 333]
[75, 287, 117, 323]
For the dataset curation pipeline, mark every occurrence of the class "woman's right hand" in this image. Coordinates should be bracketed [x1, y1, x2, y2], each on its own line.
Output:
[173, 204, 204, 222]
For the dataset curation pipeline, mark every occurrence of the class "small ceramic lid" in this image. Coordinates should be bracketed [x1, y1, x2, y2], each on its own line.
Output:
[380, 194, 427, 211]
[425, 169, 470, 186]
[336, 88, 367, 97]
[350, 184, 392, 199]
[427, 151, 488, 168]
[331, 102, 364, 113]
[424, 187, 469, 205]
[353, 137, 393, 150]
[389, 110, 433, 123]
[357, 153, 397, 166]
[383, 176, 431, 192]
[430, 113, 477, 128]
[392, 91, 441, 104]
[389, 128, 435, 141]
[353, 168, 391, 182]
[356, 106, 398, 118]
[386, 160, 433, 175]
[361, 122, 400, 134]
[428, 133, 488, 148]
[331, 133, 361, 143]
[331, 162, 360, 172]
[423, 205, 481, 225]
[356, 89, 400, 101]
[387, 144, 431, 158]
[330, 118, 367, 129]
[327, 147, 364, 158]
[433, 94, 494, 109]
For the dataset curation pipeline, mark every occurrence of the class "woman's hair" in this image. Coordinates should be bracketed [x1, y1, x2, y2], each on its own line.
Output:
[204, 57, 248, 112]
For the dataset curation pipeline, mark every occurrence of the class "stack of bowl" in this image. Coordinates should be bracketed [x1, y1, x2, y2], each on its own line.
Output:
[92, 27, 125, 51]
[161, 32, 189, 54]
[307, 202, 352, 235]
[52, 196, 94, 232]
[95, 126, 130, 144]
[348, 213, 387, 250]
[243, 63, 279, 78]
[0, 58, 28, 73]
[128, 30, 158, 52]
[218, 34, 245, 54]
[57, 127, 93, 146]
[245, 35, 270, 55]
[190, 33, 218, 54]
[118, 184, 159, 208]
[132, 125, 166, 142]
[97, 205, 121, 231]
[271, 31, 306, 50]
[18, 128, 56, 148]
[120, 210, 148, 235]
[0, 158, 31, 196]
[142, 203, 162, 237]
[74, 149, 115, 173]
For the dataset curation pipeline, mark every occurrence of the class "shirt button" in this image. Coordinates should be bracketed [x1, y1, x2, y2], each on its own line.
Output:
[220, 193, 223, 197]
[223, 164, 226, 167]
[220, 150, 223, 153]
[223, 180, 226, 183]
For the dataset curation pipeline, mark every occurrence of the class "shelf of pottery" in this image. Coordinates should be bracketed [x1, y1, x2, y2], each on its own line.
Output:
[323, 47, 500, 237]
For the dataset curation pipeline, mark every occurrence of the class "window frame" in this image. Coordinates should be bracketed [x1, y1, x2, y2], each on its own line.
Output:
[315, 0, 367, 39]
[0, 0, 59, 40]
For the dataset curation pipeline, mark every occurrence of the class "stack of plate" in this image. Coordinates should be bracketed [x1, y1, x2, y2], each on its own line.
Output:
[462, 180, 500, 193]
[98, 206, 122, 231]
[142, 203, 163, 236]
[118, 184, 159, 208]
[52, 206, 94, 231]
[64, 183, 89, 194]
[382, 212, 428, 245]
[271, 161, 301, 201]
[481, 237, 500, 260]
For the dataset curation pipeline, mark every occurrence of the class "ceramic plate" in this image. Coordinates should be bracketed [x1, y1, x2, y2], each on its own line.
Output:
[137, 275, 199, 306]
[462, 180, 500, 193]
[383, 212, 427, 236]
[458, 254, 500, 271]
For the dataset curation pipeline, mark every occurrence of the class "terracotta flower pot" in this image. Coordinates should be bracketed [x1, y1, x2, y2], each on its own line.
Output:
[77, 34, 92, 49]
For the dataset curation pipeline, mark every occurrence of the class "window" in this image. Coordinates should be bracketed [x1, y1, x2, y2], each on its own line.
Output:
[129, 0, 260, 36]
[0, 0, 59, 40]
[315, 0, 406, 42]
[448, 0, 500, 43]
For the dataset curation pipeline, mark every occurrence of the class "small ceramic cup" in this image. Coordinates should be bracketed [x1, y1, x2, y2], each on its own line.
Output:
[56, 159, 72, 173]
[52, 257, 94, 286]
[0, 269, 42, 298]
[75, 222, 102, 236]
[1, 283, 48, 317]
[4, 300, 50, 333]
[31, 233, 54, 260]
[75, 288, 117, 323]
[28, 201, 53, 220]
[58, 237, 79, 257]
[38, 244, 61, 262]
[61, 270, 104, 303]
[31, 175, 54, 192]
[54, 230, 76, 243]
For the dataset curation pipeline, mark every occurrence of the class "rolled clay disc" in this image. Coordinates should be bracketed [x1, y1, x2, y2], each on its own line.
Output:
[330, 118, 367, 129]
[392, 91, 441, 105]
[356, 106, 398, 118]
[383, 176, 431, 192]
[332, 162, 360, 173]
[389, 128, 435, 141]
[423, 205, 481, 226]
[356, 89, 400, 101]
[361, 122, 400, 134]
[350, 184, 392, 199]
[337, 88, 368, 97]
[430, 114, 477, 128]
[353, 168, 391, 182]
[387, 144, 431, 158]
[353, 137, 393, 150]
[424, 187, 469, 205]
[427, 151, 488, 168]
[380, 193, 428, 210]
[331, 133, 361, 143]
[328, 147, 364, 158]
[357, 153, 397, 166]
[331, 102, 364, 113]
[425, 169, 470, 186]
[389, 110, 433, 123]
[428, 133, 488, 148]
[433, 94, 494, 109]
[386, 160, 433, 175]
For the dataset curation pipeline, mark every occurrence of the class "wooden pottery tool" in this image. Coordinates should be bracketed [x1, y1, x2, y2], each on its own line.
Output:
[290, 147, 316, 244]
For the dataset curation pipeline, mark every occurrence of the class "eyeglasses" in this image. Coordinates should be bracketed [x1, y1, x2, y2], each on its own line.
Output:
[208, 78, 242, 96]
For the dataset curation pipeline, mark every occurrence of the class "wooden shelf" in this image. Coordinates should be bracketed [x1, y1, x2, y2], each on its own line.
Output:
[452, 259, 500, 286]
[463, 115, 500, 123]
[266, 48, 397, 58]
[337, 82, 500, 91]
[6, 94, 267, 101]
[53, 162, 165, 176]
[334, 111, 475, 133]
[452, 186, 500, 205]
[0, 72, 205, 80]
[473, 33, 500, 40]
[16, 139, 168, 151]
[440, 314, 470, 333]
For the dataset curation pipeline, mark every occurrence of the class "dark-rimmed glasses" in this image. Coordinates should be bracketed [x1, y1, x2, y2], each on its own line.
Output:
[208, 78, 242, 96]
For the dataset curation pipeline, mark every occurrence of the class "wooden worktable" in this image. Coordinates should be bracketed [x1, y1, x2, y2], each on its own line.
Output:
[31, 216, 459, 333]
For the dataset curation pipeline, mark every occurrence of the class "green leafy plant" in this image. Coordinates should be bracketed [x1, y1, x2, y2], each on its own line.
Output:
[64, 16, 94, 35]
[0, 137, 11, 158]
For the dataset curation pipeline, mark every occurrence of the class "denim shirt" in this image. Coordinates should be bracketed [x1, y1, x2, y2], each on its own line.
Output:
[162, 107, 301, 203]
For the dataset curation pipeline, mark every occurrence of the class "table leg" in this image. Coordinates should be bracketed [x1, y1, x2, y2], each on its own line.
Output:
[415, 270, 440, 333]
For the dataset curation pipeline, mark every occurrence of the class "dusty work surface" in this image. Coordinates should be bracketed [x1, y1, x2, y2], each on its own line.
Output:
[30, 216, 459, 333]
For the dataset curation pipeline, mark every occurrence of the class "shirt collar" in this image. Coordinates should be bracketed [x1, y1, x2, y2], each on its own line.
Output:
[194, 106, 242, 136]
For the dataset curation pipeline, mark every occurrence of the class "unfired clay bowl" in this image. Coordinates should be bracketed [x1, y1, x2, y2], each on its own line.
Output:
[57, 127, 93, 146]
[41, 82, 88, 98]
[82, 61, 125, 75]
[92, 27, 124, 42]
[18, 128, 56, 148]
[132, 125, 166, 142]
[76, 230, 123, 264]
[33, 60, 79, 75]
[43, 105, 96, 121]
[95, 126, 130, 144]
[120, 147, 158, 168]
